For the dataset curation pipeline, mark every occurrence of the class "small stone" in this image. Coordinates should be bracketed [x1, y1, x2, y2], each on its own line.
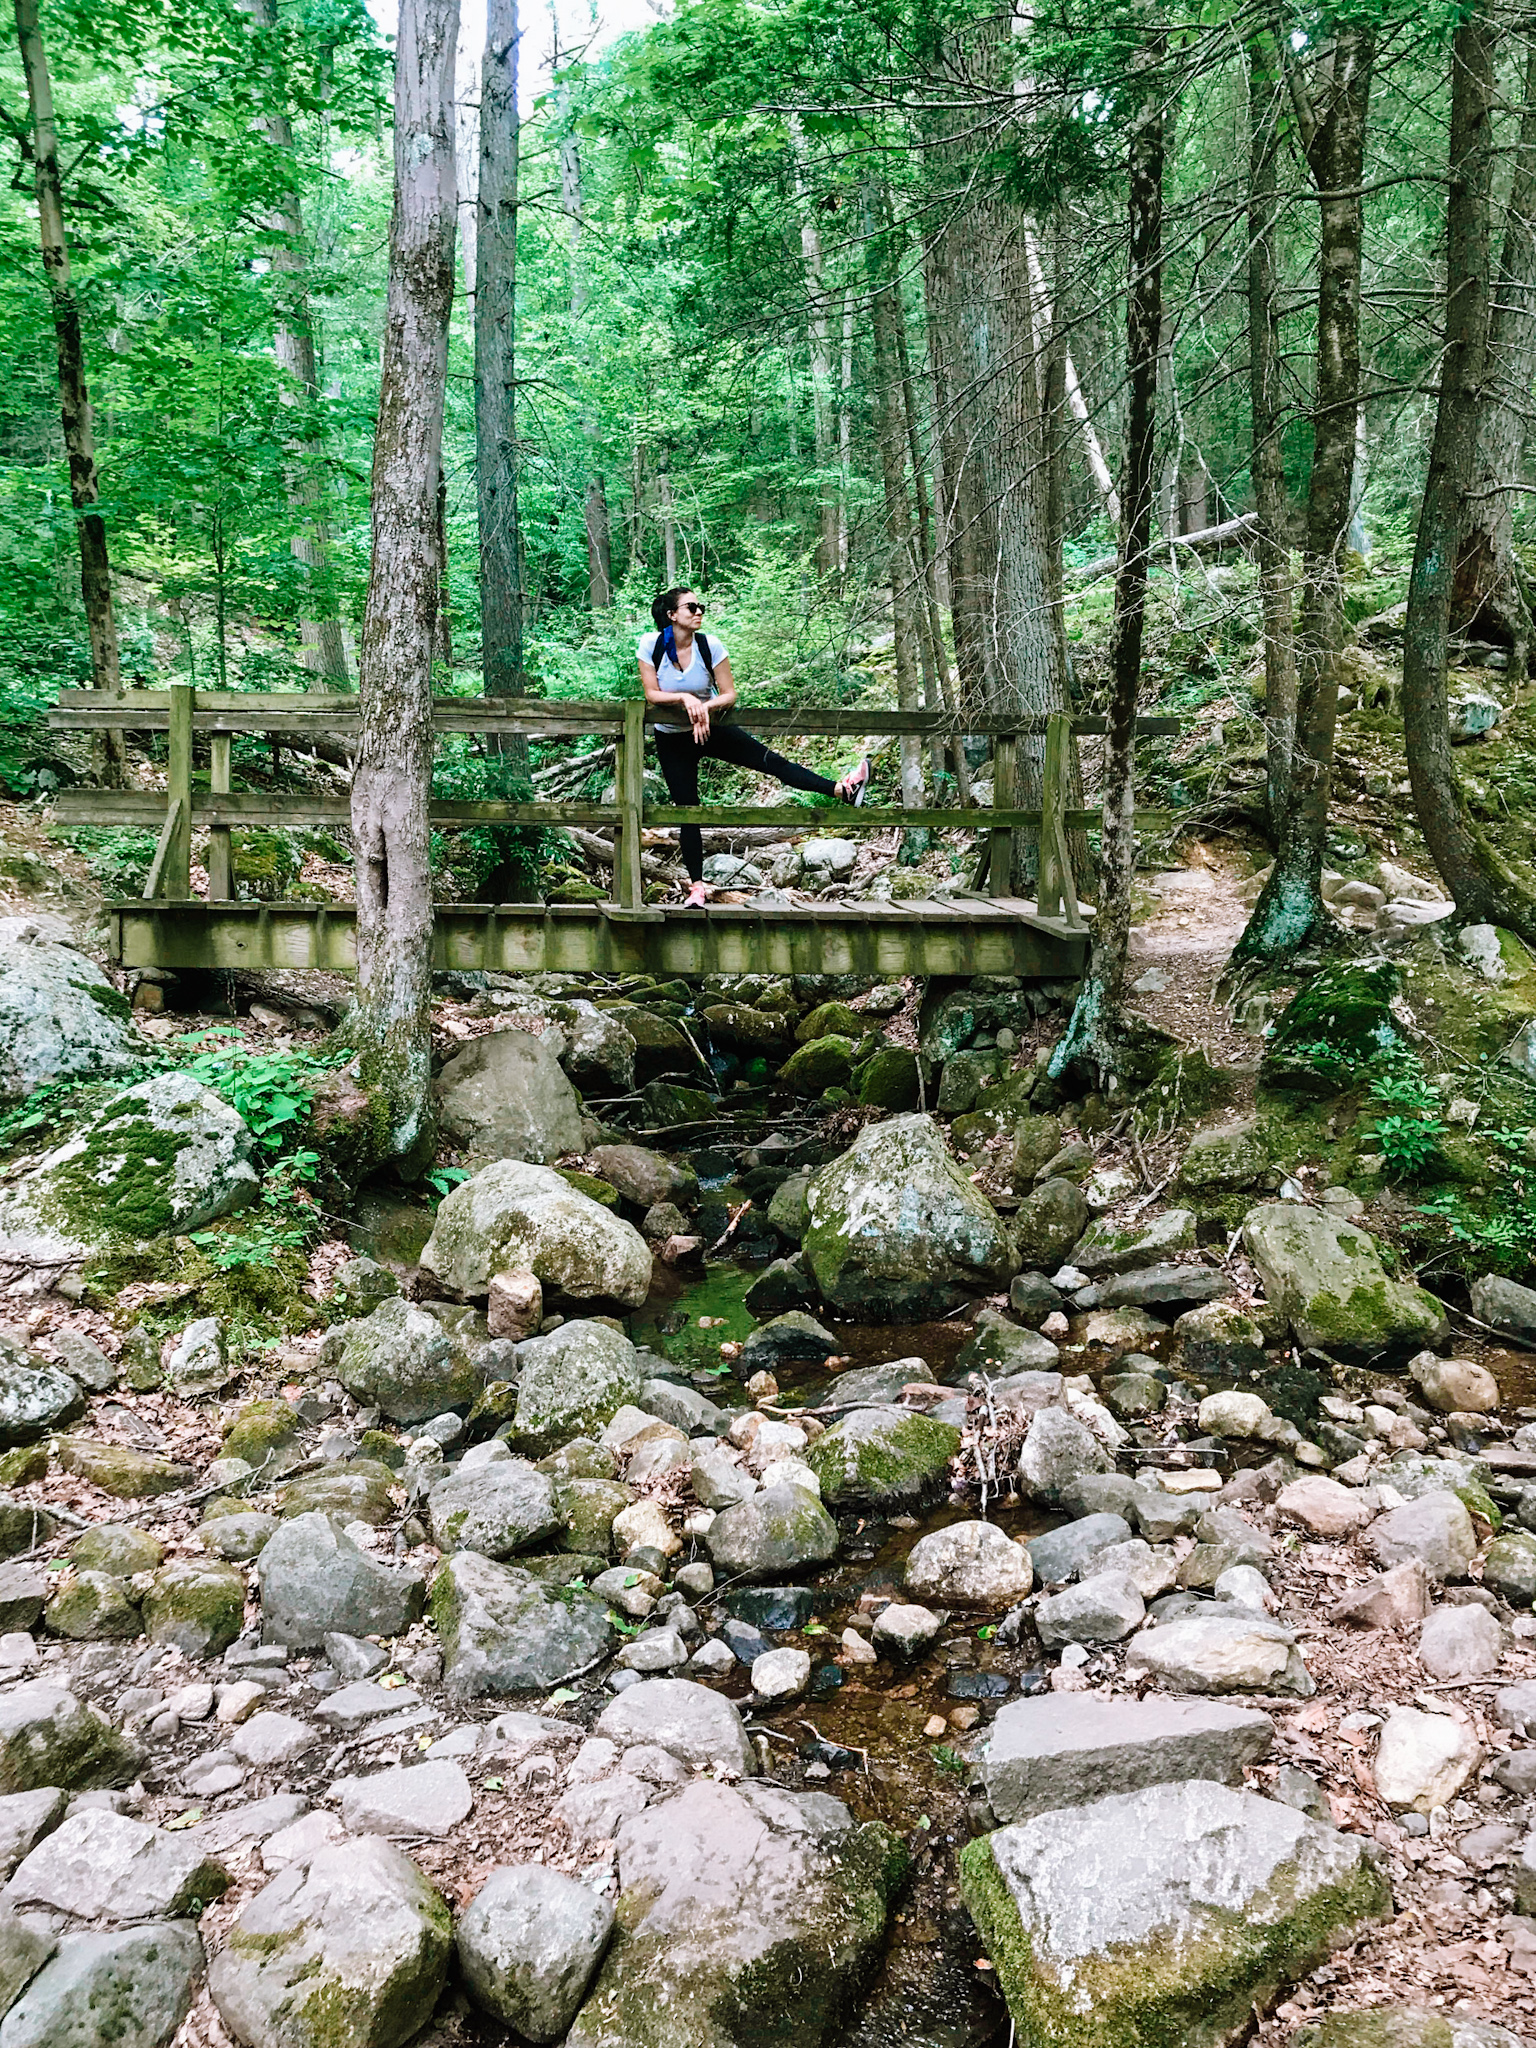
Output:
[870, 1605, 941, 1658]
[1329, 1561, 1434, 1630]
[1373, 1705, 1482, 1812]
[1196, 1392, 1273, 1439]
[1407, 1350, 1500, 1416]
[487, 1270, 544, 1342]
[1036, 1572, 1144, 1647]
[1418, 1603, 1503, 1681]
[216, 1682, 266, 1725]
[750, 1648, 811, 1702]
[231, 1713, 320, 1768]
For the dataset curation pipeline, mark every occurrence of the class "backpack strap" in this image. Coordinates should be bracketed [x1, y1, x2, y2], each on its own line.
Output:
[651, 628, 715, 683]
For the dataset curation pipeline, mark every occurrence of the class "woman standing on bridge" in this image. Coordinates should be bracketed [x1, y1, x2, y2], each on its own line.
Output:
[638, 587, 870, 907]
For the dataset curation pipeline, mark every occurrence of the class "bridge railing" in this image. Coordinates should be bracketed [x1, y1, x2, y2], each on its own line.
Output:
[49, 688, 1179, 933]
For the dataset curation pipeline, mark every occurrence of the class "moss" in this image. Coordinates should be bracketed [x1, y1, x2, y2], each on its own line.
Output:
[0, 1446, 47, 1488]
[808, 1411, 962, 1507]
[142, 1560, 245, 1657]
[58, 1438, 194, 1498]
[72, 1522, 164, 1574]
[75, 979, 133, 1024]
[46, 1113, 196, 1242]
[356, 1429, 405, 1471]
[853, 1047, 924, 1110]
[557, 1169, 620, 1209]
[554, 1476, 633, 1555]
[222, 1399, 300, 1472]
[778, 1035, 857, 1096]
[1263, 963, 1402, 1097]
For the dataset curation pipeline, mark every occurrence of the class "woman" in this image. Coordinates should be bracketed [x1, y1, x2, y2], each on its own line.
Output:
[638, 586, 869, 907]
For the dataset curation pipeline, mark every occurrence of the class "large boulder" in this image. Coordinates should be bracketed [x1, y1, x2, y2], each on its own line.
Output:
[705, 1486, 839, 1581]
[420, 1161, 651, 1306]
[1261, 962, 1402, 1095]
[256, 1513, 426, 1650]
[804, 1407, 961, 1508]
[802, 1114, 1017, 1319]
[0, 918, 137, 1104]
[960, 1781, 1389, 2048]
[326, 1298, 482, 1424]
[554, 1003, 636, 1097]
[1, 1922, 204, 2048]
[6, 1808, 229, 1923]
[904, 1521, 1033, 1606]
[0, 1073, 258, 1266]
[565, 1781, 905, 2048]
[426, 1463, 560, 1559]
[432, 1028, 589, 1164]
[209, 1838, 452, 2048]
[1073, 1209, 1196, 1277]
[508, 1321, 643, 1458]
[981, 1695, 1273, 1824]
[1241, 1204, 1446, 1364]
[457, 1865, 614, 2043]
[0, 1686, 140, 1796]
[431, 1552, 613, 1696]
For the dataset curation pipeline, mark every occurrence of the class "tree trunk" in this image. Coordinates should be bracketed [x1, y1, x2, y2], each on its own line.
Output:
[790, 120, 839, 577]
[922, 231, 993, 719]
[865, 193, 924, 818]
[1051, 30, 1165, 1088]
[241, 0, 350, 683]
[1402, 0, 1536, 941]
[1247, 14, 1297, 833]
[14, 0, 124, 779]
[476, 0, 525, 715]
[1451, 34, 1536, 668]
[659, 455, 677, 582]
[432, 464, 453, 674]
[1232, 25, 1373, 967]
[347, 0, 459, 1169]
[557, 87, 613, 610]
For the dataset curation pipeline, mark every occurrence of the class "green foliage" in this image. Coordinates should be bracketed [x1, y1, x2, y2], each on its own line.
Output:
[1419, 1123, 1536, 1276]
[1372, 1113, 1443, 1176]
[174, 1029, 340, 1156]
[54, 826, 159, 898]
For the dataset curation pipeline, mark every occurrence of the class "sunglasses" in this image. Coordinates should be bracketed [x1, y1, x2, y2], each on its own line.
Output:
[680, 602, 705, 613]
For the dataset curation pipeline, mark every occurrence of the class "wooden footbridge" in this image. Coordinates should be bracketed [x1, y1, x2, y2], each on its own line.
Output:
[50, 689, 1175, 982]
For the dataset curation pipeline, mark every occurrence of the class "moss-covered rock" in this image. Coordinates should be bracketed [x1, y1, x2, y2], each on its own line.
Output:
[554, 1476, 634, 1556]
[1242, 1203, 1447, 1364]
[431, 1550, 614, 1695]
[356, 1429, 406, 1471]
[806, 1406, 961, 1508]
[0, 1682, 142, 1794]
[324, 1297, 484, 1425]
[45, 1570, 142, 1641]
[705, 1483, 839, 1581]
[556, 1169, 620, 1209]
[221, 1399, 303, 1478]
[778, 1035, 857, 1096]
[852, 1046, 925, 1110]
[797, 1000, 861, 1044]
[71, 1523, 163, 1576]
[951, 1076, 1041, 1153]
[1292, 2008, 1523, 2048]
[1180, 1117, 1271, 1192]
[142, 1559, 245, 1658]
[280, 1464, 397, 1526]
[0, 1446, 48, 1489]
[0, 1493, 54, 1559]
[637, 1081, 717, 1128]
[1012, 1178, 1091, 1269]
[57, 1439, 194, 1499]
[420, 1161, 652, 1307]
[507, 1321, 643, 1459]
[1262, 963, 1402, 1096]
[231, 827, 300, 899]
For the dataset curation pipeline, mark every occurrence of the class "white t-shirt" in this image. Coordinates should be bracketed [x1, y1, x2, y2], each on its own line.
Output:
[637, 629, 728, 731]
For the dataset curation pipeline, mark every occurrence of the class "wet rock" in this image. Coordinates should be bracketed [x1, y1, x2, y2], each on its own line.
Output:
[0, 919, 138, 1105]
[1175, 1301, 1266, 1377]
[802, 1114, 1017, 1319]
[1124, 1614, 1314, 1697]
[508, 1321, 644, 1458]
[871, 1604, 941, 1657]
[1073, 1210, 1197, 1277]
[1373, 1705, 1482, 1812]
[905, 1521, 1033, 1606]
[1418, 1604, 1502, 1681]
[1, 1922, 203, 2048]
[337, 1762, 473, 1840]
[420, 1160, 651, 1306]
[457, 1865, 614, 2044]
[425, 1462, 558, 1560]
[433, 1028, 588, 1165]
[952, 1314, 1059, 1378]
[705, 1485, 838, 1582]
[981, 1695, 1274, 1823]
[1481, 1528, 1536, 1606]
[1364, 1493, 1476, 1583]
[1036, 1571, 1143, 1646]
[256, 1512, 426, 1650]
[739, 1312, 839, 1374]
[6, 1808, 228, 1923]
[0, 1687, 140, 1796]
[565, 1780, 903, 2048]
[960, 1781, 1388, 2048]
[1017, 1408, 1113, 1506]
[1241, 1204, 1447, 1364]
[209, 1837, 452, 2048]
[431, 1552, 612, 1697]
[805, 1407, 960, 1509]
[1026, 1514, 1133, 1586]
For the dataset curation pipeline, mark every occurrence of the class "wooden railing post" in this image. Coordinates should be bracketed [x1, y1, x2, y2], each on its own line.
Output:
[166, 682, 193, 898]
[613, 698, 645, 909]
[1037, 710, 1083, 927]
[207, 733, 232, 900]
[988, 733, 1017, 896]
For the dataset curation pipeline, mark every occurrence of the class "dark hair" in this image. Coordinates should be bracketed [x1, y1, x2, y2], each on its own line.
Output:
[651, 587, 692, 630]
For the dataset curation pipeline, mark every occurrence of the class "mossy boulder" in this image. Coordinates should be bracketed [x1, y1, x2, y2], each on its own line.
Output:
[0, 1682, 142, 1794]
[142, 1560, 245, 1658]
[637, 1081, 717, 1128]
[806, 1406, 962, 1508]
[797, 1001, 861, 1044]
[803, 1113, 1017, 1319]
[1180, 1117, 1271, 1193]
[951, 1076, 1042, 1153]
[325, 1297, 484, 1425]
[420, 1160, 652, 1307]
[431, 1550, 614, 1696]
[231, 826, 301, 899]
[705, 1484, 839, 1581]
[766, 1173, 810, 1244]
[959, 1780, 1390, 2048]
[555, 1476, 634, 1556]
[0, 1446, 48, 1489]
[0, 1493, 54, 1558]
[71, 1524, 163, 1576]
[57, 1439, 194, 1499]
[779, 1035, 857, 1096]
[221, 1399, 303, 1478]
[1262, 962, 1402, 1096]
[1013, 1179, 1091, 1269]
[280, 1463, 397, 1526]
[1242, 1203, 1447, 1364]
[45, 1570, 141, 1641]
[1292, 2009, 1524, 2048]
[556, 1169, 620, 1209]
[853, 1046, 925, 1110]
[507, 1321, 644, 1458]
[591, 1004, 695, 1081]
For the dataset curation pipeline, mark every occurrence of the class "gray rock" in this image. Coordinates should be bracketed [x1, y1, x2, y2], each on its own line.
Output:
[509, 1321, 645, 1458]
[5, 1809, 229, 1923]
[824, 1359, 936, 1405]
[959, 1781, 1388, 2047]
[208, 1838, 452, 2048]
[1018, 1408, 1113, 1505]
[420, 1160, 652, 1307]
[426, 1462, 559, 1559]
[0, 920, 137, 1105]
[0, 1689, 140, 1797]
[565, 1780, 902, 2048]
[1374, 1705, 1483, 1812]
[142, 1560, 244, 1659]
[1291, 2007, 1526, 2048]
[740, 1313, 840, 1374]
[870, 1604, 942, 1657]
[197, 1513, 277, 1562]
[1494, 1678, 1536, 1734]
[322, 1634, 389, 1682]
[313, 1683, 424, 1731]
[1242, 1204, 1447, 1364]
[1036, 1571, 1144, 1647]
[556, 1008, 637, 1097]
[432, 1028, 589, 1165]
[337, 1763, 473, 1840]
[750, 1648, 811, 1701]
[430, 1552, 613, 1697]
[1178, 1118, 1270, 1192]
[230, 1715, 319, 1769]
[0, 1922, 203, 2048]
[905, 1521, 1033, 1606]
[952, 1316, 1060, 1379]
[982, 1694, 1274, 1822]
[1012, 1179, 1091, 1270]
[1124, 1614, 1315, 1697]
[616, 1629, 689, 1673]
[327, 1298, 481, 1426]
[457, 1865, 614, 2043]
[1073, 1210, 1197, 1277]
[0, 1359, 84, 1452]
[1089, 1264, 1233, 1311]
[0, 1794, 63, 1882]
[1468, 1272, 1536, 1343]
[705, 1485, 839, 1582]
[595, 1679, 756, 1777]
[163, 1318, 228, 1399]
[257, 1514, 425, 1650]
[687, 1448, 755, 1511]
[1482, 1528, 1536, 1606]
[804, 1406, 960, 1509]
[638, 1379, 724, 1433]
[1365, 1493, 1477, 1583]
[1418, 1604, 1502, 1681]
[0, 1904, 53, 2014]
[45, 1333, 114, 1397]
[1026, 1514, 1133, 1586]
[43, 1572, 139, 1644]
[1174, 1301, 1267, 1377]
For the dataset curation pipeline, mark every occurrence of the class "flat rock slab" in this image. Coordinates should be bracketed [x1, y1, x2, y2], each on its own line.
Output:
[982, 1695, 1274, 1824]
[337, 1762, 473, 1840]
[4, 1809, 228, 1924]
[1124, 1614, 1315, 1698]
[960, 1780, 1390, 2048]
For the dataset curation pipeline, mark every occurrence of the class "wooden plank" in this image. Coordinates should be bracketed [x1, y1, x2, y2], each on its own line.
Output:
[614, 700, 645, 910]
[165, 684, 193, 897]
[141, 798, 182, 902]
[207, 735, 232, 901]
[989, 735, 1017, 897]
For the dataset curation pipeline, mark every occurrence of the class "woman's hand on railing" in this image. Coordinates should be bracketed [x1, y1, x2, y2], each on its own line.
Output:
[686, 697, 712, 744]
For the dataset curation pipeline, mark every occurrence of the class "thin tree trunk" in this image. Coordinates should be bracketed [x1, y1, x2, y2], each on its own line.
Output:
[659, 456, 677, 583]
[1403, 0, 1536, 941]
[556, 76, 612, 609]
[347, 0, 459, 1168]
[838, 291, 854, 575]
[1451, 34, 1536, 668]
[866, 194, 924, 818]
[432, 464, 453, 674]
[922, 233, 991, 719]
[1052, 29, 1165, 1087]
[1248, 14, 1297, 832]
[791, 120, 839, 577]
[241, 0, 350, 683]
[1233, 26, 1373, 966]
[14, 0, 124, 778]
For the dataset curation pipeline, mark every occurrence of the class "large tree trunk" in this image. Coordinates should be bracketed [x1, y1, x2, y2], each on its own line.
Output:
[1247, 14, 1296, 832]
[476, 0, 525, 713]
[1231, 25, 1373, 967]
[1051, 29, 1165, 1087]
[347, 0, 459, 1169]
[1402, 0, 1536, 942]
[865, 193, 924, 818]
[14, 0, 124, 779]
[922, 230, 994, 718]
[242, 0, 350, 683]
[1450, 35, 1536, 669]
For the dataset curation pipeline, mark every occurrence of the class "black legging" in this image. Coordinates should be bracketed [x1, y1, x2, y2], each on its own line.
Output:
[654, 722, 841, 882]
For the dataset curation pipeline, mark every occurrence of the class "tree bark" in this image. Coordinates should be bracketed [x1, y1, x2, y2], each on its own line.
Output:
[1247, 13, 1297, 833]
[241, 0, 350, 683]
[347, 0, 459, 1169]
[1402, 0, 1536, 942]
[1051, 28, 1166, 1087]
[865, 193, 924, 818]
[476, 0, 526, 711]
[14, 0, 124, 778]
[1231, 24, 1373, 967]
[790, 119, 839, 578]
[556, 80, 612, 609]
[1450, 34, 1536, 668]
